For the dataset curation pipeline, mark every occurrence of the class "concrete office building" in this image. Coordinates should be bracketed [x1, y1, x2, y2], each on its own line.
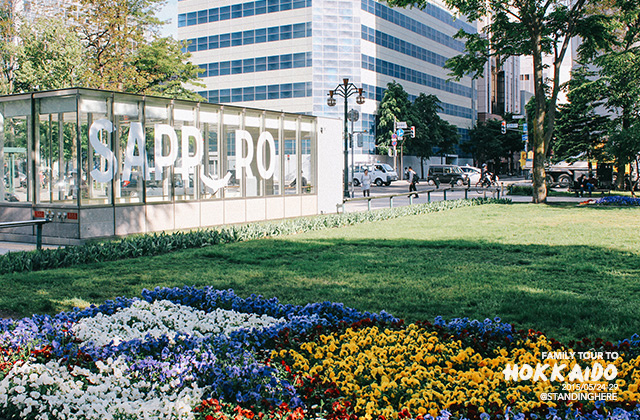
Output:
[177, 0, 477, 164]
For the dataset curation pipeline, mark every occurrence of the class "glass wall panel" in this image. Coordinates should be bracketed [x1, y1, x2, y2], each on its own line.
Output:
[200, 108, 222, 199]
[1, 109, 30, 203]
[264, 113, 281, 196]
[223, 111, 242, 198]
[283, 118, 298, 195]
[79, 94, 113, 205]
[300, 119, 315, 194]
[173, 104, 198, 202]
[144, 101, 172, 202]
[36, 95, 78, 204]
[114, 98, 144, 204]
[243, 111, 262, 198]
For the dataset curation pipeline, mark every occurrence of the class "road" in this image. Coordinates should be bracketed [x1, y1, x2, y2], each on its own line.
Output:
[343, 180, 504, 212]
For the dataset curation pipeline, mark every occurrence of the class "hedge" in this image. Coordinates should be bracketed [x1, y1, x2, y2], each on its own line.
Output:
[0, 198, 510, 274]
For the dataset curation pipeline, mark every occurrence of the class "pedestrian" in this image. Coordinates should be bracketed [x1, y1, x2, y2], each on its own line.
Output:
[361, 169, 372, 197]
[408, 166, 418, 198]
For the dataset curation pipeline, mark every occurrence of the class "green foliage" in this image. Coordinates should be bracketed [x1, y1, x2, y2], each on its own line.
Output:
[374, 84, 459, 161]
[409, 93, 459, 160]
[383, 0, 613, 202]
[553, 66, 611, 163]
[0, 198, 509, 274]
[14, 18, 85, 92]
[465, 119, 521, 166]
[375, 81, 413, 151]
[132, 38, 205, 99]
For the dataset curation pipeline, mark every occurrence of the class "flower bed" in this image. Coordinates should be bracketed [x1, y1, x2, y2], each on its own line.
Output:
[1, 287, 639, 420]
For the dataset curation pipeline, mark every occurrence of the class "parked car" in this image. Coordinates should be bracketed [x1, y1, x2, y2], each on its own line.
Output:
[353, 163, 399, 187]
[427, 164, 468, 186]
[460, 165, 482, 185]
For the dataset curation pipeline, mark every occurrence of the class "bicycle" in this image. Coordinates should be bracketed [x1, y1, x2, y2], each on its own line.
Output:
[474, 174, 498, 194]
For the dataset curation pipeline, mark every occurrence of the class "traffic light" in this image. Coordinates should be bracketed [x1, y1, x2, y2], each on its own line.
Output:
[501, 121, 506, 134]
[410, 126, 416, 138]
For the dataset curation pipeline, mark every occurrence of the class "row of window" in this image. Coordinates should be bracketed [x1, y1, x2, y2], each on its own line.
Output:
[361, 25, 447, 68]
[184, 22, 312, 53]
[199, 82, 312, 103]
[361, 55, 473, 99]
[178, 0, 311, 27]
[360, 0, 465, 53]
[199, 52, 312, 77]
[361, 0, 474, 34]
[361, 84, 473, 120]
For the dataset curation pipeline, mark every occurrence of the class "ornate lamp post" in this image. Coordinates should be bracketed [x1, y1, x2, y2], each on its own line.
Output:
[327, 78, 365, 199]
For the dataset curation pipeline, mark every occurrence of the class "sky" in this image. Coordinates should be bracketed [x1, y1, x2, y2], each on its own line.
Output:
[157, 0, 178, 39]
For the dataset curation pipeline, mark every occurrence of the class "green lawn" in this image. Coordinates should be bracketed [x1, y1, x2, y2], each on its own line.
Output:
[2, 202, 640, 343]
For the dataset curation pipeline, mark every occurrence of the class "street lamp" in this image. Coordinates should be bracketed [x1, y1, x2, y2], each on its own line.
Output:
[327, 78, 365, 199]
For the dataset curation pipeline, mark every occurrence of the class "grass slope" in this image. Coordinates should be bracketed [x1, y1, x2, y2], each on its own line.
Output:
[2, 203, 639, 342]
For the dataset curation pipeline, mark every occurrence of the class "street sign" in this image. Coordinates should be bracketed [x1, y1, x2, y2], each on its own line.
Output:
[348, 109, 359, 122]
[513, 115, 525, 120]
[522, 123, 528, 132]
[392, 133, 397, 139]
[397, 128, 404, 137]
[392, 140, 397, 146]
[396, 122, 408, 129]
[506, 123, 519, 129]
[522, 134, 528, 142]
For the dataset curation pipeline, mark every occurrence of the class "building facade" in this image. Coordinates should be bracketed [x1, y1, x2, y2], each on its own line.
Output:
[0, 88, 342, 244]
[177, 0, 477, 162]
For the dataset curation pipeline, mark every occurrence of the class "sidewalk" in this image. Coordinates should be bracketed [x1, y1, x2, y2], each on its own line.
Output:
[0, 242, 60, 255]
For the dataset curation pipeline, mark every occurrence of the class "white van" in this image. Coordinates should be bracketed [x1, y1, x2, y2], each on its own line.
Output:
[353, 163, 399, 187]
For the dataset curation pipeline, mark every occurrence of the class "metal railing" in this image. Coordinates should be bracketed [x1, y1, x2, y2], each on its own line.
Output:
[0, 219, 50, 250]
[338, 184, 503, 213]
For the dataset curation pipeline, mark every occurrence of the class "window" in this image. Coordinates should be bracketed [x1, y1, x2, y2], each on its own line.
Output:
[208, 35, 219, 49]
[243, 30, 254, 45]
[209, 8, 219, 21]
[219, 61, 230, 75]
[255, 57, 267, 72]
[255, 86, 267, 100]
[232, 32, 242, 46]
[243, 58, 255, 73]
[280, 24, 292, 40]
[232, 4, 242, 18]
[268, 26, 279, 42]
[268, 85, 279, 99]
[280, 54, 292, 69]
[268, 55, 279, 70]
[198, 10, 208, 24]
[219, 33, 230, 48]
[220, 5, 230, 20]
[243, 87, 254, 101]
[255, 28, 267, 43]
[231, 60, 242, 74]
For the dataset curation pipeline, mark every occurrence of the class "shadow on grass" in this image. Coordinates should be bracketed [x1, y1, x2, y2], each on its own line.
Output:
[2, 237, 639, 343]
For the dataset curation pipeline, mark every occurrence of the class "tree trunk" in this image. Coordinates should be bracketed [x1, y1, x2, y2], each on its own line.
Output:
[531, 39, 548, 203]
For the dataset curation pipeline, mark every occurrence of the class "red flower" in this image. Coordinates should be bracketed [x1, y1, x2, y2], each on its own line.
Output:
[206, 415, 214, 420]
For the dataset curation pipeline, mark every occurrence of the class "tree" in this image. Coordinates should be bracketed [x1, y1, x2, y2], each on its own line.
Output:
[385, 0, 611, 202]
[13, 18, 85, 92]
[553, 66, 610, 165]
[375, 81, 413, 154]
[131, 37, 204, 99]
[409, 93, 460, 175]
[0, 0, 18, 94]
[592, 0, 640, 187]
[464, 119, 520, 171]
[72, 0, 203, 99]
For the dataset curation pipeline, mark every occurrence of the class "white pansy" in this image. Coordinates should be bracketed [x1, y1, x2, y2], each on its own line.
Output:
[0, 356, 203, 419]
[72, 299, 285, 347]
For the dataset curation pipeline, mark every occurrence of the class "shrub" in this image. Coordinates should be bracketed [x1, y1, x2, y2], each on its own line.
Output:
[0, 198, 510, 274]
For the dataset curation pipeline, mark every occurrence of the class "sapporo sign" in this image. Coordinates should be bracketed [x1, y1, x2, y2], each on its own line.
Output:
[89, 119, 277, 192]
